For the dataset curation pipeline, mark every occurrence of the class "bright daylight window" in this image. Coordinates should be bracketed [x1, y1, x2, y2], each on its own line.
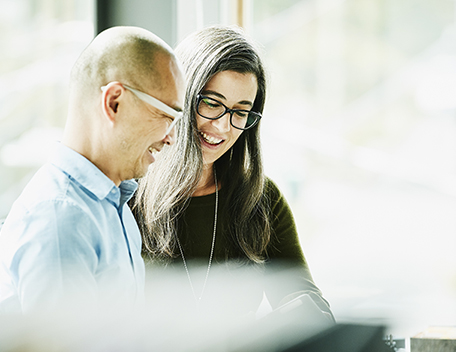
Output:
[251, 0, 456, 338]
[0, 0, 94, 218]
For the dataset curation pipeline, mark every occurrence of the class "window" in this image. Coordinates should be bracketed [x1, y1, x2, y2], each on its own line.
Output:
[251, 0, 456, 336]
[0, 0, 94, 217]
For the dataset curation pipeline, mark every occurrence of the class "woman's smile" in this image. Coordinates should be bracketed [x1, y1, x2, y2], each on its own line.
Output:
[199, 131, 224, 146]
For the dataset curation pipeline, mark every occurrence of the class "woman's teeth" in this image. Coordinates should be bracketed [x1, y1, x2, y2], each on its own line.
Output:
[200, 132, 223, 145]
[148, 147, 159, 155]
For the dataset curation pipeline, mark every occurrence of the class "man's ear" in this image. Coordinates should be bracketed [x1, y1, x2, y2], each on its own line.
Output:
[101, 82, 124, 125]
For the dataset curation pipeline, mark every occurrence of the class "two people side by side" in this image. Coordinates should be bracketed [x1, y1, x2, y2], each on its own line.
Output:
[0, 24, 333, 324]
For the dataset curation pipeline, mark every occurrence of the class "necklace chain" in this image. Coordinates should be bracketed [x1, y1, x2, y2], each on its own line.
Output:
[177, 169, 218, 303]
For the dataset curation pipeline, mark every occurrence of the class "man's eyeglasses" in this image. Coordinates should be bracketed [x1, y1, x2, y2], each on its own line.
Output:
[196, 95, 262, 130]
[101, 83, 182, 136]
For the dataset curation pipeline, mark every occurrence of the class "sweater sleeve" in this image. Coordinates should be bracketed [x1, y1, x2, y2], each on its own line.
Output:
[263, 178, 333, 318]
[266, 178, 307, 263]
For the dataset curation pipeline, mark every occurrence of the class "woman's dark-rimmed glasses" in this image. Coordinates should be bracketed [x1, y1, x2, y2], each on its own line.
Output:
[196, 95, 262, 130]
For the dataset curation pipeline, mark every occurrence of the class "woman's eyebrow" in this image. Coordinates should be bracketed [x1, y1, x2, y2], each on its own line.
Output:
[201, 90, 254, 107]
[201, 90, 226, 100]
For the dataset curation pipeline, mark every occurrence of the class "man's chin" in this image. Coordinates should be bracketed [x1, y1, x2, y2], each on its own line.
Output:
[130, 166, 148, 181]
[132, 153, 160, 179]
[135, 170, 147, 180]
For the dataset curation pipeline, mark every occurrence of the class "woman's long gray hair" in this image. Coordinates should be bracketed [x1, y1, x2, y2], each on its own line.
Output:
[134, 25, 270, 263]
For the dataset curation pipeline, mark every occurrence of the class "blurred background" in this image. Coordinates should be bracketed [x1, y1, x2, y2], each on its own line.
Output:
[1, 0, 455, 342]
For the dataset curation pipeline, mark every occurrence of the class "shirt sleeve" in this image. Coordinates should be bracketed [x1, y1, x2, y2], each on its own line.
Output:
[264, 179, 333, 318]
[6, 199, 100, 313]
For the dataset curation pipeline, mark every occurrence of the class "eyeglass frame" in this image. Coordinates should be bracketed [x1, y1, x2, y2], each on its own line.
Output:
[195, 95, 262, 131]
[101, 83, 182, 136]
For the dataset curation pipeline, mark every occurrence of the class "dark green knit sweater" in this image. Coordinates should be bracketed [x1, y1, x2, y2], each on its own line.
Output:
[143, 178, 331, 316]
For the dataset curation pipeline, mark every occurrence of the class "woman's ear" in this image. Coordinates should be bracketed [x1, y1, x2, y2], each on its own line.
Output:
[101, 82, 124, 125]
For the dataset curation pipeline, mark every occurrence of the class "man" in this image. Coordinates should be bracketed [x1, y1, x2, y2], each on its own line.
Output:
[0, 26, 185, 313]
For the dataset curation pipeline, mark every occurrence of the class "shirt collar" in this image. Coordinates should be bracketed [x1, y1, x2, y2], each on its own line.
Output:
[119, 179, 138, 207]
[49, 143, 137, 202]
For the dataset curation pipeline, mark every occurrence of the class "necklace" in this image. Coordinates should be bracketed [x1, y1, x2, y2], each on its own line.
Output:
[177, 169, 218, 303]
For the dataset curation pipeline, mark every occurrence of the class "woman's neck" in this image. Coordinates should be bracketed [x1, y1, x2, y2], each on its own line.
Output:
[193, 163, 217, 197]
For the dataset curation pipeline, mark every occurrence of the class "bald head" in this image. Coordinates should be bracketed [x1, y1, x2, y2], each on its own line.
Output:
[70, 26, 175, 102]
[63, 26, 185, 185]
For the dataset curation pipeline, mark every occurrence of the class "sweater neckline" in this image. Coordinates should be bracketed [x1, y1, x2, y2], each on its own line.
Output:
[189, 187, 225, 207]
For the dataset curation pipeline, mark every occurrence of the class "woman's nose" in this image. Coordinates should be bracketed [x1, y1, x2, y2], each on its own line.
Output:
[212, 112, 231, 132]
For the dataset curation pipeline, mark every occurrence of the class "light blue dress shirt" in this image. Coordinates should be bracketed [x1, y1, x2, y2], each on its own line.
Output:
[0, 143, 145, 313]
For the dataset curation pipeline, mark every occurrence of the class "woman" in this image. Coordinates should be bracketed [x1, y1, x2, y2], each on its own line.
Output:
[133, 26, 333, 320]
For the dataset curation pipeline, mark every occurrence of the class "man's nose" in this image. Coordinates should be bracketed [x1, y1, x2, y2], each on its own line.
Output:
[163, 124, 176, 145]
